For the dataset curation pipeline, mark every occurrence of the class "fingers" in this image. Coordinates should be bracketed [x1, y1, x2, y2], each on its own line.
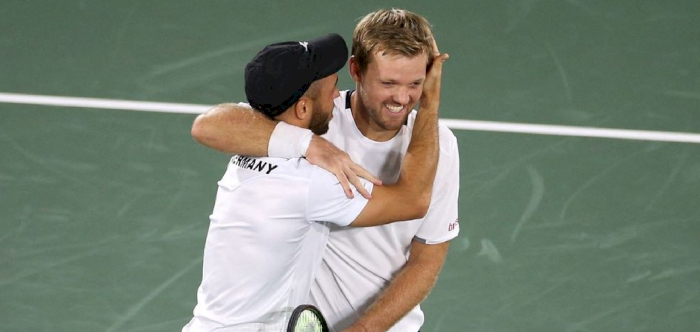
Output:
[336, 167, 374, 200]
[435, 52, 449, 64]
[421, 47, 447, 109]
[339, 163, 381, 199]
[426, 53, 448, 86]
[429, 53, 449, 75]
[305, 137, 380, 199]
[347, 172, 372, 199]
[335, 170, 355, 199]
[352, 165, 383, 186]
[344, 164, 382, 199]
[428, 37, 448, 73]
[430, 37, 440, 56]
[423, 53, 447, 91]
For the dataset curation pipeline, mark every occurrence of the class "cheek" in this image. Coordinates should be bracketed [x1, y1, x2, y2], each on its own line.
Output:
[325, 90, 336, 105]
[409, 89, 422, 101]
[325, 94, 335, 110]
[365, 87, 392, 103]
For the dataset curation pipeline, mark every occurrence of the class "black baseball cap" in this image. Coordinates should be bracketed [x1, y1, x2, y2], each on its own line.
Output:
[244, 33, 349, 118]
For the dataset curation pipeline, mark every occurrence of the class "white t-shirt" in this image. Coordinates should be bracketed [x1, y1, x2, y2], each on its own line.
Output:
[182, 155, 373, 332]
[310, 90, 461, 332]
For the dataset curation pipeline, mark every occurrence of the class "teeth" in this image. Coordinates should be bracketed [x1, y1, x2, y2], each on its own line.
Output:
[386, 104, 403, 113]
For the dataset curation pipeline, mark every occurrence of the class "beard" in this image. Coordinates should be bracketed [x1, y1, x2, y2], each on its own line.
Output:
[308, 100, 332, 135]
[357, 88, 409, 132]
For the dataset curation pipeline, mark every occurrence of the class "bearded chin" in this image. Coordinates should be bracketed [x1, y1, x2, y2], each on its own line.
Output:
[310, 111, 331, 135]
[312, 123, 329, 136]
[370, 110, 405, 131]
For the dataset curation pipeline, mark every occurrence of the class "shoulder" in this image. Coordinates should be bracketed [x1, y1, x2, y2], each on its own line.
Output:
[332, 90, 352, 112]
[331, 91, 351, 119]
[306, 165, 373, 226]
[326, 90, 355, 139]
[225, 156, 317, 182]
[438, 122, 458, 151]
[307, 163, 373, 198]
[308, 164, 339, 185]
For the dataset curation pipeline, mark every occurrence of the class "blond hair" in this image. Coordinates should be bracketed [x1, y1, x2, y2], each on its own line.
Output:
[352, 8, 435, 73]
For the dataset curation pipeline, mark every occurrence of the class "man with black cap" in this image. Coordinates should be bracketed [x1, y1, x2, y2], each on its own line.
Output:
[182, 32, 447, 332]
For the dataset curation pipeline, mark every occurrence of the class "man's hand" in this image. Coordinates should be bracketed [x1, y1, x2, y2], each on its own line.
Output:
[305, 135, 382, 199]
[421, 39, 449, 110]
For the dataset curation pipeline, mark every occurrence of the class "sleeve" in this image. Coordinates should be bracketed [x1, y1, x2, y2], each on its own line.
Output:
[306, 166, 374, 227]
[414, 125, 461, 244]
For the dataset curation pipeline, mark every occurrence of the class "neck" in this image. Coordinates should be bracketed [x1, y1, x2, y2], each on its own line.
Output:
[275, 106, 306, 130]
[350, 89, 401, 142]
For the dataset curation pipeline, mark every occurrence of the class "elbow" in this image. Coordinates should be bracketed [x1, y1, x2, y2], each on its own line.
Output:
[191, 114, 212, 145]
[408, 191, 432, 219]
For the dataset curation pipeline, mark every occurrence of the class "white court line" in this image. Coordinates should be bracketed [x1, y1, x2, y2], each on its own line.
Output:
[0, 92, 209, 114]
[438, 119, 700, 144]
[2, 92, 700, 144]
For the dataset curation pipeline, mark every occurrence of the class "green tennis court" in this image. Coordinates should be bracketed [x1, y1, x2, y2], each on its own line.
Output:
[2, 1, 699, 331]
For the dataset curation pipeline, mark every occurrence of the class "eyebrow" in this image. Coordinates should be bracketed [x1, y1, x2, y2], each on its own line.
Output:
[380, 78, 425, 84]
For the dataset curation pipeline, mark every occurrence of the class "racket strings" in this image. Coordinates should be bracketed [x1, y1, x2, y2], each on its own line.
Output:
[292, 310, 325, 332]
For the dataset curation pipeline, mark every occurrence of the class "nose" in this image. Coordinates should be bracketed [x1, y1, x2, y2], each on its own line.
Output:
[393, 87, 410, 105]
[333, 87, 340, 98]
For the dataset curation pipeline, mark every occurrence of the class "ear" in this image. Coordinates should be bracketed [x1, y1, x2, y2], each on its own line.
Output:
[349, 56, 361, 83]
[293, 97, 310, 121]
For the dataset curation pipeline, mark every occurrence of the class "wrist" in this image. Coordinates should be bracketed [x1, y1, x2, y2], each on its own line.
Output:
[268, 121, 314, 158]
[355, 321, 369, 332]
[419, 100, 439, 111]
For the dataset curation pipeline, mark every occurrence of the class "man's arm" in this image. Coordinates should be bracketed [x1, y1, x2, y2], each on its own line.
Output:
[191, 103, 274, 155]
[348, 51, 449, 227]
[343, 131, 460, 332]
[191, 103, 380, 198]
[343, 41, 457, 332]
[348, 241, 450, 332]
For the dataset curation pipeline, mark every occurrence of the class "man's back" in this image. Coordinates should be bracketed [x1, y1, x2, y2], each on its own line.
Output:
[185, 156, 369, 331]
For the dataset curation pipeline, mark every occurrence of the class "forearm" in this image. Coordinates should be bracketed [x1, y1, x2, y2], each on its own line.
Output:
[395, 50, 445, 202]
[356, 264, 436, 331]
[351, 56, 443, 225]
[351, 108, 439, 226]
[191, 103, 275, 155]
[393, 94, 440, 212]
[354, 242, 448, 331]
[398, 107, 439, 200]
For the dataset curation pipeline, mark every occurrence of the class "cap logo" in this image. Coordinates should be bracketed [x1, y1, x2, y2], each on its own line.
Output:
[299, 41, 309, 52]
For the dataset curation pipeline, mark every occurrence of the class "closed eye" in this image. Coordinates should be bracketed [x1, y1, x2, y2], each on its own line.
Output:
[411, 80, 424, 87]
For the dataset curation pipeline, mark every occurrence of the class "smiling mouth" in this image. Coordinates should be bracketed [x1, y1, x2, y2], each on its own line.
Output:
[386, 104, 403, 113]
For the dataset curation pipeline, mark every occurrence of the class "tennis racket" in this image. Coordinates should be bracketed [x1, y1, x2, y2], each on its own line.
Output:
[286, 304, 329, 332]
